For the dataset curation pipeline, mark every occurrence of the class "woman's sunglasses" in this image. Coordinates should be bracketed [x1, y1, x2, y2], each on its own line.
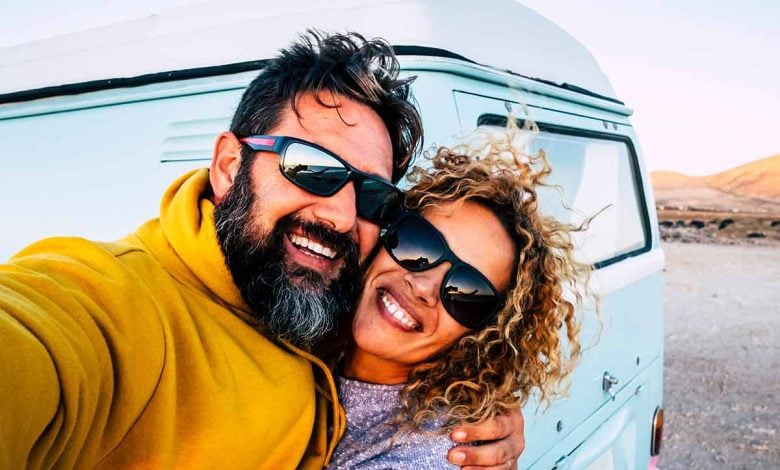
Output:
[239, 135, 403, 226]
[382, 211, 505, 329]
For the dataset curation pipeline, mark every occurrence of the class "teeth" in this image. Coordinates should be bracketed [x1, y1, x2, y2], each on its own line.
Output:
[381, 291, 419, 330]
[289, 234, 337, 259]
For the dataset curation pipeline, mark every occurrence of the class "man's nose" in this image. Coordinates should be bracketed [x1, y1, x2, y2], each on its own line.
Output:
[310, 181, 358, 234]
[404, 263, 449, 308]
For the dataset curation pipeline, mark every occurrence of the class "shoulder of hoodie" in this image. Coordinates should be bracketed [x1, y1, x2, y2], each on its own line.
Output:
[5, 234, 209, 316]
[9, 235, 152, 272]
[4, 234, 175, 300]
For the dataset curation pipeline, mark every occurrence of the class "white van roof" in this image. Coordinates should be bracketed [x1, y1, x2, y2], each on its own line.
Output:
[0, 0, 618, 102]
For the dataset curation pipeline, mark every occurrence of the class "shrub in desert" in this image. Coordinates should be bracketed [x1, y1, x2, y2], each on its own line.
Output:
[675, 220, 686, 227]
[689, 220, 705, 229]
[747, 232, 766, 238]
[771, 220, 780, 228]
[719, 219, 735, 230]
[659, 221, 674, 228]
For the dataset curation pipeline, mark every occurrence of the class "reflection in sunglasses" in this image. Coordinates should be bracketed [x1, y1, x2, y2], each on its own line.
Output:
[445, 286, 480, 296]
[404, 256, 433, 270]
[446, 292, 495, 303]
[286, 165, 306, 178]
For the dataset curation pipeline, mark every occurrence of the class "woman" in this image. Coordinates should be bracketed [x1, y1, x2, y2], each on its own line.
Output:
[330, 131, 591, 468]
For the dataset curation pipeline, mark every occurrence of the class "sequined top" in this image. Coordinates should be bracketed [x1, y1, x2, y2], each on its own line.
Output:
[329, 376, 458, 469]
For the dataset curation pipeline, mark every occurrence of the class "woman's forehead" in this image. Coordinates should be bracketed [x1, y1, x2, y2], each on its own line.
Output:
[422, 201, 514, 290]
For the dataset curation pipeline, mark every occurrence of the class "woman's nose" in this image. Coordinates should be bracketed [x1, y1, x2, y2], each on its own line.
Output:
[404, 263, 449, 307]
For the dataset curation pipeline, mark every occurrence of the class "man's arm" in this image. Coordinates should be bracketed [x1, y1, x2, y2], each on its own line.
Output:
[0, 239, 163, 468]
[0, 258, 99, 468]
[447, 408, 525, 469]
[0, 302, 62, 469]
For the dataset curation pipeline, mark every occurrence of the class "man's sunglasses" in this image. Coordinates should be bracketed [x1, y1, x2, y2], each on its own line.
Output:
[382, 211, 505, 329]
[239, 135, 403, 226]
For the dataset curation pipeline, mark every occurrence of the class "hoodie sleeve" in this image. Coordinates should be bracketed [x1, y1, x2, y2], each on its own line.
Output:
[0, 237, 165, 469]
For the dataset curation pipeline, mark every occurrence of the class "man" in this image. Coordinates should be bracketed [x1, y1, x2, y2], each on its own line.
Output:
[0, 31, 523, 468]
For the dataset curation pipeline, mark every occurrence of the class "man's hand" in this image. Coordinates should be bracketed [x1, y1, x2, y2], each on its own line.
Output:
[447, 408, 525, 469]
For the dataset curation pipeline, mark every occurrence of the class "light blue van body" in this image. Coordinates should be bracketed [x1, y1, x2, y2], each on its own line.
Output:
[0, 2, 664, 468]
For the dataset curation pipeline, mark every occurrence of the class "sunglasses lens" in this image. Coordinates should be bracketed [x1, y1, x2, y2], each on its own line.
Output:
[443, 266, 500, 328]
[386, 216, 446, 270]
[281, 142, 349, 195]
[357, 179, 403, 225]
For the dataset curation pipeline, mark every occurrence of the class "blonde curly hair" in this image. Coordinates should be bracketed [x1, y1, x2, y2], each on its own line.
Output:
[395, 126, 592, 432]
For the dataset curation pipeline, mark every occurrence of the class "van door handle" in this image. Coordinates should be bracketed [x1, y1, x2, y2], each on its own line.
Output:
[602, 372, 619, 400]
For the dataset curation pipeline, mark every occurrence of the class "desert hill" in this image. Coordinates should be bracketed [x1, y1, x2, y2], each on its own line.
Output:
[652, 171, 710, 191]
[651, 154, 780, 213]
[704, 154, 780, 200]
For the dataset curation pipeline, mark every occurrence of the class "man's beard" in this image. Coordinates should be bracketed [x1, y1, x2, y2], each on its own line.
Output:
[213, 164, 363, 347]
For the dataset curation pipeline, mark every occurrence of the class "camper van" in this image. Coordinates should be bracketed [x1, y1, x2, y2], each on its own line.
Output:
[0, 1, 664, 468]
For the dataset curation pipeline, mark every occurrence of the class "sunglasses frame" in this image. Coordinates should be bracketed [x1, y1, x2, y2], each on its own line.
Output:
[239, 135, 403, 225]
[383, 210, 505, 328]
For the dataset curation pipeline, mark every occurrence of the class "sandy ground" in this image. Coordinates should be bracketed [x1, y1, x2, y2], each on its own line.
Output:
[661, 242, 780, 469]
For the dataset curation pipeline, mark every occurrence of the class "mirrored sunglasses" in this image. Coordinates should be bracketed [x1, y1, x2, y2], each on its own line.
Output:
[382, 211, 505, 329]
[239, 135, 403, 226]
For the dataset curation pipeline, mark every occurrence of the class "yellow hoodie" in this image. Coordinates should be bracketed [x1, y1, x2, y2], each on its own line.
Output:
[0, 169, 344, 469]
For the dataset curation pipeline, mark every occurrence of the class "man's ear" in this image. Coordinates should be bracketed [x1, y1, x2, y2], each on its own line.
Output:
[210, 132, 243, 204]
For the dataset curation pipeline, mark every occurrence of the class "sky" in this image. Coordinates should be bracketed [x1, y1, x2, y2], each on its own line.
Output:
[520, 0, 780, 175]
[1, 0, 778, 175]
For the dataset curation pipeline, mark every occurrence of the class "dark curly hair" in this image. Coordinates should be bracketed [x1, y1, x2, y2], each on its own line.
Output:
[230, 30, 422, 183]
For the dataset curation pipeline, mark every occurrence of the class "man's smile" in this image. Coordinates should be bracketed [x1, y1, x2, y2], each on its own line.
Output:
[284, 230, 345, 277]
[288, 233, 338, 260]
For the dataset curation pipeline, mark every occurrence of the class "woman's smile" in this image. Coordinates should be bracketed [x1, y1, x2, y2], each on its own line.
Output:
[377, 288, 421, 332]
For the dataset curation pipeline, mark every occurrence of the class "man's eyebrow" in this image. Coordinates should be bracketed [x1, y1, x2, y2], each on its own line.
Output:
[365, 169, 392, 180]
[323, 143, 393, 181]
[361, 163, 395, 182]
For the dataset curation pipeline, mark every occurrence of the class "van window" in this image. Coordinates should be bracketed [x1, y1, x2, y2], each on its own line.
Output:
[532, 132, 646, 265]
[477, 115, 648, 267]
